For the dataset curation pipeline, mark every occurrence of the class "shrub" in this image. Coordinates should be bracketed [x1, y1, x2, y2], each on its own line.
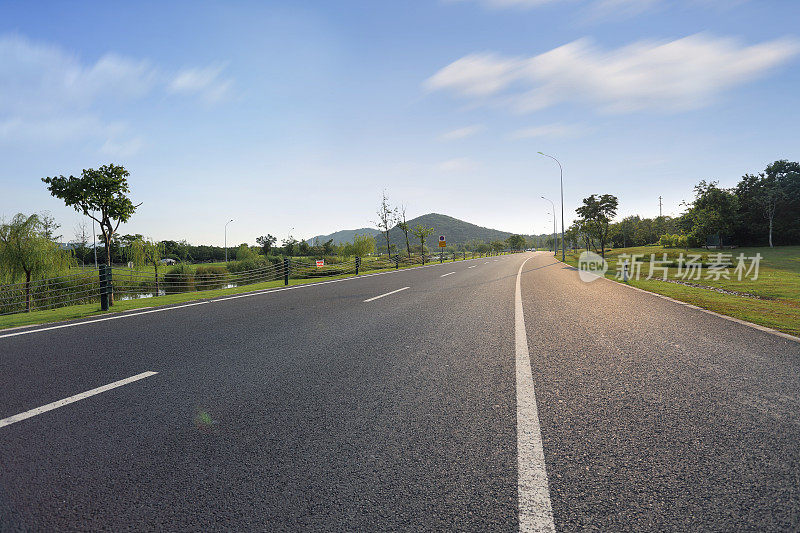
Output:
[193, 265, 228, 290]
[164, 263, 194, 293]
[227, 256, 268, 273]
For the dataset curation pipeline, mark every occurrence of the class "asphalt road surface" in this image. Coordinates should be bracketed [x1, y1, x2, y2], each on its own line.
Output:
[1, 252, 798, 531]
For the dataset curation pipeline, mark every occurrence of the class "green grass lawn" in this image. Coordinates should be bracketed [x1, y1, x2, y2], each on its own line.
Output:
[0, 251, 503, 330]
[558, 245, 800, 337]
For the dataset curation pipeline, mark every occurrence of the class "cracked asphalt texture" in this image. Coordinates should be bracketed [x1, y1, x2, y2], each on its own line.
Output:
[1, 252, 798, 531]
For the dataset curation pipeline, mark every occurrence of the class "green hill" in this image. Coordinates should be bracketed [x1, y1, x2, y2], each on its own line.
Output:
[309, 227, 379, 245]
[310, 213, 530, 250]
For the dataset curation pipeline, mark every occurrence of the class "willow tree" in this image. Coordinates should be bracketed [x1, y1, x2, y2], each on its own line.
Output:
[127, 238, 165, 294]
[43, 164, 139, 266]
[0, 214, 72, 312]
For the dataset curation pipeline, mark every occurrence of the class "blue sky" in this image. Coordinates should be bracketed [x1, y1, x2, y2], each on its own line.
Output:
[1, 0, 798, 245]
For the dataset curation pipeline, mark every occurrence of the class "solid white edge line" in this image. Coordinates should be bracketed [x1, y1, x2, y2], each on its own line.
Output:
[0, 371, 158, 429]
[363, 286, 410, 303]
[440, 272, 456, 277]
[1, 255, 514, 340]
[554, 259, 800, 345]
[515, 255, 556, 532]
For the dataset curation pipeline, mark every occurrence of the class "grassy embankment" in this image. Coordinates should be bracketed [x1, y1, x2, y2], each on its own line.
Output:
[0, 252, 496, 330]
[558, 245, 800, 337]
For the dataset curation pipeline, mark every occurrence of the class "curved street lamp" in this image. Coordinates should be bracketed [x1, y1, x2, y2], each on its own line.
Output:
[538, 152, 565, 261]
[542, 198, 557, 255]
[225, 219, 234, 262]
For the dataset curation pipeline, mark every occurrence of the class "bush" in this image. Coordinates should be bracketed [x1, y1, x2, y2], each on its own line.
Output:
[164, 263, 194, 293]
[194, 265, 228, 290]
[227, 256, 268, 273]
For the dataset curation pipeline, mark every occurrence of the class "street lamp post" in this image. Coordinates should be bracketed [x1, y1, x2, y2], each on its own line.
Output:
[538, 152, 565, 262]
[542, 197, 556, 256]
[224, 219, 234, 262]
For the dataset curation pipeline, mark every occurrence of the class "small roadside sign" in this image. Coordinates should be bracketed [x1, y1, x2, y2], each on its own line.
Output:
[438, 235, 446, 248]
[316, 259, 324, 267]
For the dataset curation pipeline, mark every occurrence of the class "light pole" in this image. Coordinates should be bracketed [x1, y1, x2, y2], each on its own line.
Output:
[538, 152, 565, 262]
[224, 219, 234, 262]
[542, 197, 557, 256]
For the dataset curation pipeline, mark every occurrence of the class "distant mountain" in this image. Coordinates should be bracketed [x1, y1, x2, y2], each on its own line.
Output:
[309, 213, 530, 249]
[309, 227, 379, 245]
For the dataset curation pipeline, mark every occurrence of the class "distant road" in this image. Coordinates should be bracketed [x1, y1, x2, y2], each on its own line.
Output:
[1, 252, 798, 531]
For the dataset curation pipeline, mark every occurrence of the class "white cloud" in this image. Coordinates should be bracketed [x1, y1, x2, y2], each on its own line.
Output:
[0, 33, 234, 151]
[510, 123, 589, 139]
[425, 34, 800, 114]
[438, 157, 477, 172]
[100, 136, 144, 158]
[168, 64, 232, 103]
[439, 125, 483, 140]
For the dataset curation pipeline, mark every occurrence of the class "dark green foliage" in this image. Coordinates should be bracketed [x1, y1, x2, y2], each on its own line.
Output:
[193, 265, 227, 290]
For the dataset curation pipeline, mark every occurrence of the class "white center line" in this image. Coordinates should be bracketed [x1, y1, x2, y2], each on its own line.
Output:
[0, 371, 158, 429]
[363, 287, 410, 302]
[440, 272, 456, 277]
[515, 256, 555, 532]
[468, 265, 477, 269]
[485, 261, 490, 264]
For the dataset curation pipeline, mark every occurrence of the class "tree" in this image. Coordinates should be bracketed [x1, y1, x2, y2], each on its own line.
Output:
[128, 238, 165, 294]
[575, 194, 618, 258]
[683, 181, 738, 248]
[506, 234, 526, 251]
[410, 224, 435, 264]
[351, 233, 376, 258]
[42, 164, 139, 266]
[72, 220, 91, 265]
[491, 240, 506, 254]
[39, 211, 62, 242]
[282, 237, 298, 257]
[256, 234, 277, 255]
[373, 190, 397, 256]
[397, 205, 412, 259]
[0, 214, 73, 312]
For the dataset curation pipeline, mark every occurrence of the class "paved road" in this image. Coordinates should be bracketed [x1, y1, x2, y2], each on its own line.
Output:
[1, 252, 798, 531]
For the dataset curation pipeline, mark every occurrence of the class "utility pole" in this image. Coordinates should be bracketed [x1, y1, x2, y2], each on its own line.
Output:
[659, 196, 663, 218]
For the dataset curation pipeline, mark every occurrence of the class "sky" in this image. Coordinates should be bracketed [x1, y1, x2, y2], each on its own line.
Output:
[1, 0, 799, 246]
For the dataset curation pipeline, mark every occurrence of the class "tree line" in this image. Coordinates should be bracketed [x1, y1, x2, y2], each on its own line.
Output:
[563, 159, 799, 257]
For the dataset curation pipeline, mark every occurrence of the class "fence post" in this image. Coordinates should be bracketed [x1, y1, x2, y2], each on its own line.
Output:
[356, 256, 361, 275]
[100, 265, 109, 311]
[284, 257, 290, 286]
[439, 252, 443, 264]
[394, 255, 399, 269]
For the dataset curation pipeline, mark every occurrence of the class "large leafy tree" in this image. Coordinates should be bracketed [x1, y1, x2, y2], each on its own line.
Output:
[506, 234, 526, 251]
[575, 194, 618, 258]
[683, 181, 738, 248]
[42, 164, 139, 266]
[256, 234, 277, 255]
[0, 214, 73, 311]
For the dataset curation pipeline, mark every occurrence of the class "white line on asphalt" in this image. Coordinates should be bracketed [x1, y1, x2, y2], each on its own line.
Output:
[0, 371, 158, 429]
[485, 261, 490, 264]
[440, 272, 456, 277]
[468, 265, 477, 269]
[363, 287, 410, 302]
[515, 256, 555, 532]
